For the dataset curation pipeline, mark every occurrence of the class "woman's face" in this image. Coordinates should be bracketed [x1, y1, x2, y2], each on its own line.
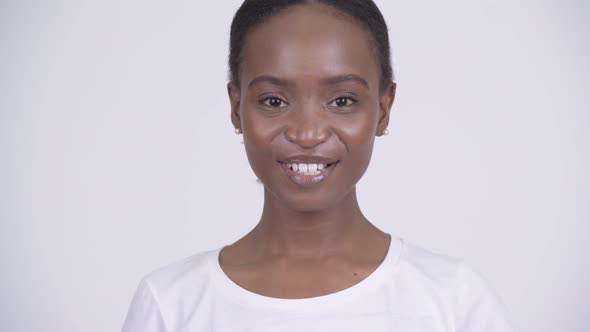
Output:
[228, 4, 395, 212]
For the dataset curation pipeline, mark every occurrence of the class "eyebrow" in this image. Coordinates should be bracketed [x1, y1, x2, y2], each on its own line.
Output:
[321, 74, 370, 89]
[247, 75, 289, 89]
[247, 74, 370, 89]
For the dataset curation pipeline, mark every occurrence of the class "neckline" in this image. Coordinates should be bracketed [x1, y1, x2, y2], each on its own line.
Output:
[208, 235, 405, 311]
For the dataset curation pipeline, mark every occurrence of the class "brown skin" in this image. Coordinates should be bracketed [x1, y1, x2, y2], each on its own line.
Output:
[222, 4, 396, 299]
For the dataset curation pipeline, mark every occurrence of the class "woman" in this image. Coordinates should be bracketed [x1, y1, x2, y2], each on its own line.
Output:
[123, 1, 515, 331]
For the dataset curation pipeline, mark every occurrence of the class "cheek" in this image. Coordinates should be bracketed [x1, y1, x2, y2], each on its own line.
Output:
[340, 119, 376, 145]
[240, 110, 283, 178]
[334, 108, 379, 150]
[333, 109, 379, 179]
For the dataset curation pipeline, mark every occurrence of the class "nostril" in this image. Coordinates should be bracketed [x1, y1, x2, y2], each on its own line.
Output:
[284, 126, 329, 149]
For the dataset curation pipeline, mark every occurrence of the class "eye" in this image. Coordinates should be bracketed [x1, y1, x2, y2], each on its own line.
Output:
[261, 97, 288, 108]
[329, 96, 357, 108]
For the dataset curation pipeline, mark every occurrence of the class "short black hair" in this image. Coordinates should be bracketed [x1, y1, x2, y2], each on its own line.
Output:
[229, 0, 394, 91]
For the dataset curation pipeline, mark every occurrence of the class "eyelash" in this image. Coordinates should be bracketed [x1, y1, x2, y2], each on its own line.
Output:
[259, 96, 358, 109]
[260, 96, 288, 108]
[328, 96, 357, 108]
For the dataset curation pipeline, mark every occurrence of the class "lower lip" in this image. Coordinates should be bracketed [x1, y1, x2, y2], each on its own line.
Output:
[279, 162, 338, 188]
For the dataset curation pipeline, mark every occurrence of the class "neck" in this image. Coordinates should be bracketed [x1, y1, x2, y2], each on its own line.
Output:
[252, 188, 370, 258]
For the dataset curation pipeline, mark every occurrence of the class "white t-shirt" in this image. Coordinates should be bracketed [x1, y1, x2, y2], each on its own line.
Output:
[122, 236, 516, 332]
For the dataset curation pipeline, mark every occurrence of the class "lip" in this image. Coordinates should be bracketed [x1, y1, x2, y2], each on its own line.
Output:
[279, 155, 339, 165]
[278, 157, 339, 188]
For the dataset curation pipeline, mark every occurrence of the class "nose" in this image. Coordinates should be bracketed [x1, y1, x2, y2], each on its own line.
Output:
[284, 107, 329, 149]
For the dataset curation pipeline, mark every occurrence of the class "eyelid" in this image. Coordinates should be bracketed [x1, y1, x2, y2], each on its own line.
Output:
[328, 95, 358, 107]
[259, 95, 289, 108]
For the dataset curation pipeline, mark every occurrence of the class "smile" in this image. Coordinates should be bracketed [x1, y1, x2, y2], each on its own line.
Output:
[286, 163, 328, 175]
[279, 159, 339, 188]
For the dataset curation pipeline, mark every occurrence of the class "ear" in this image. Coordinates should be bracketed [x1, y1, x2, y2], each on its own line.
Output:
[376, 82, 396, 136]
[227, 82, 242, 131]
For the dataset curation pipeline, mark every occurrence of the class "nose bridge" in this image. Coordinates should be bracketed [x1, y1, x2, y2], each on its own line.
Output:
[286, 99, 328, 148]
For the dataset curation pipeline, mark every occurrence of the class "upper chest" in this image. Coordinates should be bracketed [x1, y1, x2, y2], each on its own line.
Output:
[220, 255, 381, 299]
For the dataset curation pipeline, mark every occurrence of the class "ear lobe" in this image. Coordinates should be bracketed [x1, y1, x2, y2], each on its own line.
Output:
[377, 82, 396, 136]
[227, 82, 242, 131]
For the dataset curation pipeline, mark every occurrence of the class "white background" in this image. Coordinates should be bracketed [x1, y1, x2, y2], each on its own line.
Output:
[2, 0, 589, 331]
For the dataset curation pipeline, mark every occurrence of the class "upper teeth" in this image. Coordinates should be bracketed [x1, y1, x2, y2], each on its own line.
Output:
[288, 163, 327, 174]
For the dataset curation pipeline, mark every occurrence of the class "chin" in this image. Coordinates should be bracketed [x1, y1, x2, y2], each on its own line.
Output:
[268, 185, 351, 213]
[283, 197, 335, 213]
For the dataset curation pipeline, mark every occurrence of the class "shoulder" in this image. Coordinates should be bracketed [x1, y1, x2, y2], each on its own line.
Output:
[140, 249, 220, 315]
[137, 249, 221, 312]
[142, 249, 217, 292]
[396, 238, 464, 286]
[122, 250, 219, 331]
[396, 238, 516, 331]
[397, 238, 502, 301]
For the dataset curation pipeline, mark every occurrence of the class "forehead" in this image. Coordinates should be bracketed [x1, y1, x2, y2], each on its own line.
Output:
[239, 4, 380, 89]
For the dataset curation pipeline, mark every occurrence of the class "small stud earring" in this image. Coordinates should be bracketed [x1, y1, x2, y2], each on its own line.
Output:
[235, 128, 242, 135]
[382, 129, 389, 136]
